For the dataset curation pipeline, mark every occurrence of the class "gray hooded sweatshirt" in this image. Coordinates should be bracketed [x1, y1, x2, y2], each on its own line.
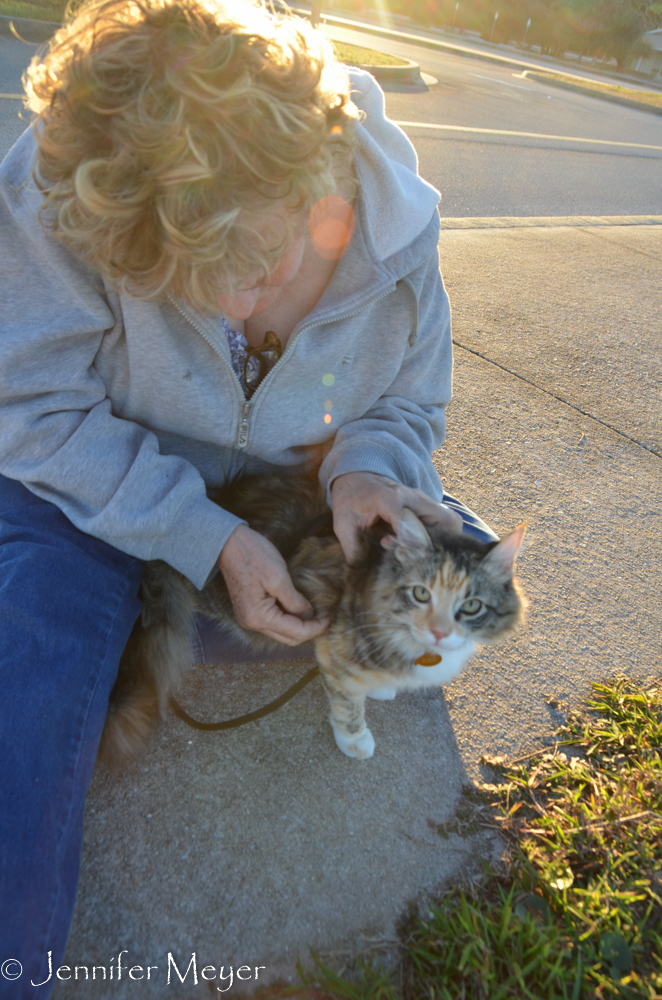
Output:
[0, 70, 452, 590]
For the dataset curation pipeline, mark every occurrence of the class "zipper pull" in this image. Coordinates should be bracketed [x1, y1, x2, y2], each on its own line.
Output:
[237, 402, 252, 448]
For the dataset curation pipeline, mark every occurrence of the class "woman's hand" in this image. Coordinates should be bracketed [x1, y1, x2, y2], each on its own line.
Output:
[330, 471, 463, 563]
[218, 524, 329, 645]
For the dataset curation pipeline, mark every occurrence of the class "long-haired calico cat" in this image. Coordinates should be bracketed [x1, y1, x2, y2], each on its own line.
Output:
[101, 475, 526, 763]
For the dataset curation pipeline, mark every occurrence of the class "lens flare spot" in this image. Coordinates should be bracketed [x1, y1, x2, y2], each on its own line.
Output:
[331, 125, 343, 135]
[324, 400, 333, 410]
[324, 413, 332, 424]
[322, 373, 335, 386]
[309, 196, 356, 261]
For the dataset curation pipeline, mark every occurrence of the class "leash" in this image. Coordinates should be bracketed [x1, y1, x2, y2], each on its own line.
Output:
[169, 507, 333, 733]
[169, 665, 320, 731]
[169, 652, 444, 731]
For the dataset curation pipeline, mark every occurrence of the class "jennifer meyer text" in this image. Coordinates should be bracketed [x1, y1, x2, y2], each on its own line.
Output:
[2, 951, 266, 990]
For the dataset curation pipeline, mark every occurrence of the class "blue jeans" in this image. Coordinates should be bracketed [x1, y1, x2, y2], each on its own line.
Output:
[441, 491, 498, 544]
[0, 476, 143, 999]
[0, 475, 495, 998]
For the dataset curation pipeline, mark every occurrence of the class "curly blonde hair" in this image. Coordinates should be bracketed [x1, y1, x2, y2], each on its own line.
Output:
[24, 0, 358, 312]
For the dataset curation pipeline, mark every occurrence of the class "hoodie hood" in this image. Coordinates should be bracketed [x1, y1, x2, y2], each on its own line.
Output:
[348, 69, 441, 263]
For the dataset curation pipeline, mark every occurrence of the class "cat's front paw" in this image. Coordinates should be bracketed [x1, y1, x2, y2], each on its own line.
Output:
[331, 724, 375, 760]
[367, 686, 397, 701]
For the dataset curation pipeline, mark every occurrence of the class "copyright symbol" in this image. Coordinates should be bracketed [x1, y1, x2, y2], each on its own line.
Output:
[1, 959, 22, 980]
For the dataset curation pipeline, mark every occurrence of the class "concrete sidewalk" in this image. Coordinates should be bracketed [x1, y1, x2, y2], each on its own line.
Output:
[53, 220, 662, 997]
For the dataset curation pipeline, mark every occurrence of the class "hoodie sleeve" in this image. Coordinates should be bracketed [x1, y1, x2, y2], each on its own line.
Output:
[318, 245, 452, 503]
[0, 145, 243, 590]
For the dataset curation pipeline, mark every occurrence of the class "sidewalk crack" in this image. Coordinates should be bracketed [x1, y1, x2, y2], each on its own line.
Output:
[453, 339, 661, 460]
[578, 227, 662, 262]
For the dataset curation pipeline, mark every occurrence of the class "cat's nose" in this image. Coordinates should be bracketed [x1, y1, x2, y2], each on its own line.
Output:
[431, 628, 449, 642]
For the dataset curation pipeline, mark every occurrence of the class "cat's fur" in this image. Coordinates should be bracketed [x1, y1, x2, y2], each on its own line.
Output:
[100, 474, 526, 763]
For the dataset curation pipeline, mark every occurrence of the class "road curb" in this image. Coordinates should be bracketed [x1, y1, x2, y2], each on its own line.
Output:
[439, 215, 662, 229]
[522, 71, 662, 117]
[345, 56, 424, 85]
[313, 8, 562, 75]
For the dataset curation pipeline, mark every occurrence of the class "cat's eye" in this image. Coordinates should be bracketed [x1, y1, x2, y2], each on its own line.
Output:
[412, 586, 431, 604]
[460, 598, 483, 616]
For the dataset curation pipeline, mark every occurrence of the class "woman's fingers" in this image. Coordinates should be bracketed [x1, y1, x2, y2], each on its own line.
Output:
[331, 511, 362, 563]
[255, 564, 330, 644]
[404, 495, 463, 533]
[331, 471, 464, 562]
[231, 585, 328, 645]
[252, 603, 330, 646]
[330, 471, 391, 561]
[218, 524, 329, 644]
[269, 563, 315, 619]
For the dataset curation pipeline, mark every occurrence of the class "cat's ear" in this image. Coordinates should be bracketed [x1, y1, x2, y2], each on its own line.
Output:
[482, 523, 527, 579]
[394, 508, 433, 553]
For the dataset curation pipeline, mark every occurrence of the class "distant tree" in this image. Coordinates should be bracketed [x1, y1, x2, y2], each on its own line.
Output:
[639, 0, 662, 28]
[378, 0, 651, 66]
[596, 0, 647, 65]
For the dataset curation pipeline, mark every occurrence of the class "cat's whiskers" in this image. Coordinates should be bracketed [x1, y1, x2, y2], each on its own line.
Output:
[350, 623, 418, 663]
[346, 627, 395, 652]
[347, 622, 406, 646]
[339, 621, 407, 660]
[344, 619, 396, 634]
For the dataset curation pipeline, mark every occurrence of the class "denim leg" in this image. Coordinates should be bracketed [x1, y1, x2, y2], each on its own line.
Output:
[441, 492, 499, 544]
[0, 476, 143, 1000]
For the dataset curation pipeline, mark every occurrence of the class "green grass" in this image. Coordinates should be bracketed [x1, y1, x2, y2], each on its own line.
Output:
[331, 41, 408, 68]
[270, 675, 662, 999]
[530, 72, 662, 111]
[0, 0, 66, 21]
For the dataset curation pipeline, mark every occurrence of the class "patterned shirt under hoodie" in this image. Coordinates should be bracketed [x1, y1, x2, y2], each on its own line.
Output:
[221, 317, 281, 399]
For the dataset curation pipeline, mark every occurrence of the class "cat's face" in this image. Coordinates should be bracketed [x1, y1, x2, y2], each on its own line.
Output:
[373, 510, 525, 660]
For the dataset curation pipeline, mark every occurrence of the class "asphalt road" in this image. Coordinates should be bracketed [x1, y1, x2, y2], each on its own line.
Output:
[0, 36, 34, 154]
[327, 24, 662, 217]
[3, 31, 662, 216]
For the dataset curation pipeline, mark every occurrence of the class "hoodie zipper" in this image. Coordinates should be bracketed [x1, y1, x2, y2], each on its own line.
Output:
[166, 295, 252, 449]
[167, 283, 396, 451]
[239, 284, 397, 408]
[236, 402, 252, 448]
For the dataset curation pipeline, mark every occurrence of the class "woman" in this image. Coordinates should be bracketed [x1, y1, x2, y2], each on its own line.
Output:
[0, 0, 494, 994]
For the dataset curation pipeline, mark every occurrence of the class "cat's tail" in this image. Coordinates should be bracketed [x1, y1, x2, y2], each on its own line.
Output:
[99, 563, 196, 765]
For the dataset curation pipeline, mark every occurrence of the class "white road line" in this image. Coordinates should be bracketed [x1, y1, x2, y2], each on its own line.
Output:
[467, 72, 534, 91]
[2, 97, 659, 151]
[438, 215, 662, 228]
[393, 120, 662, 151]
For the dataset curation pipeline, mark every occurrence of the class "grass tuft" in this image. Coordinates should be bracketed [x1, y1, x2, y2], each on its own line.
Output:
[331, 41, 408, 68]
[284, 675, 662, 999]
